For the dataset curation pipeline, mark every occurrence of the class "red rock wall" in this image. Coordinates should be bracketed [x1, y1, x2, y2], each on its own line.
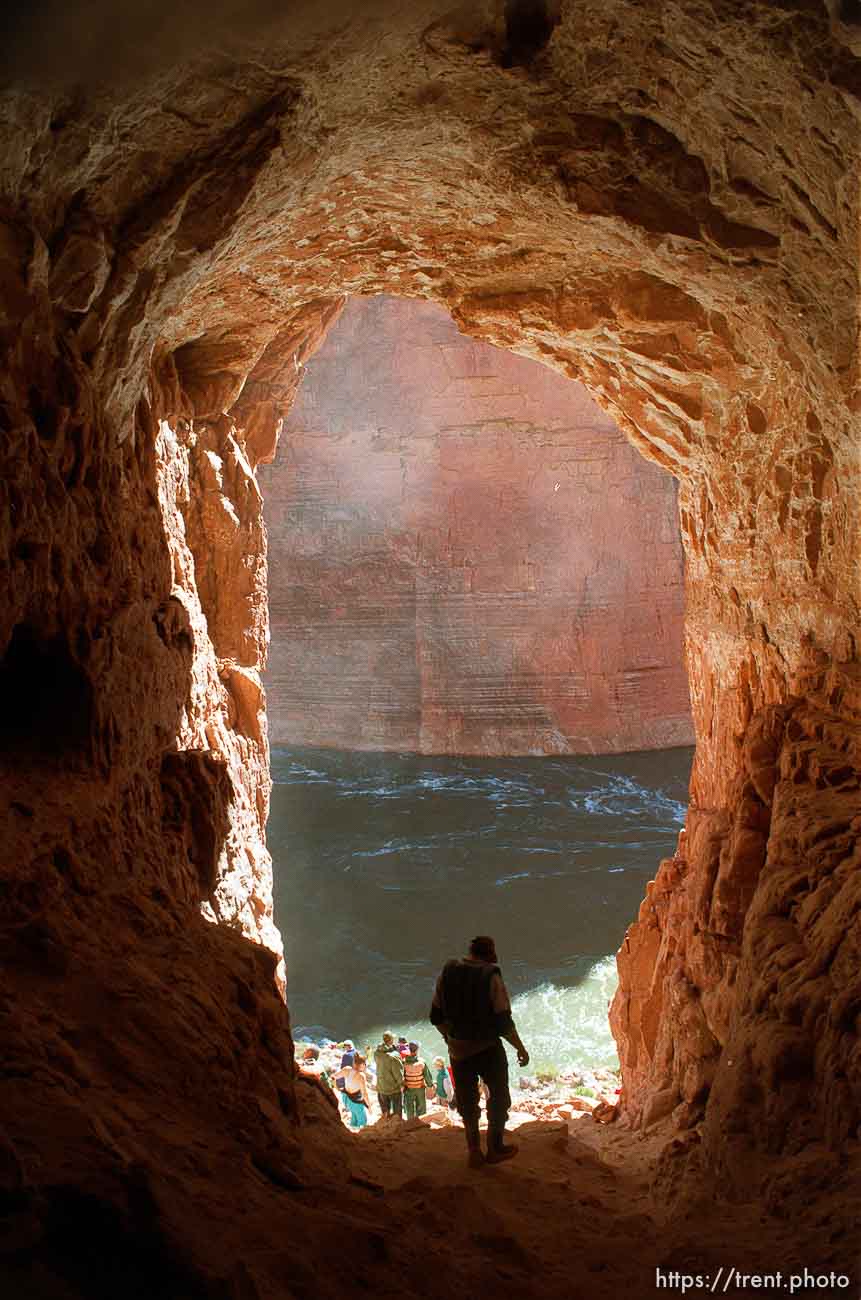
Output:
[261, 295, 693, 755]
[0, 265, 349, 1296]
[154, 413, 282, 979]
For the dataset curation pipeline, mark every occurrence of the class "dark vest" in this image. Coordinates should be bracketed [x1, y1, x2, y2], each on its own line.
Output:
[438, 959, 501, 1041]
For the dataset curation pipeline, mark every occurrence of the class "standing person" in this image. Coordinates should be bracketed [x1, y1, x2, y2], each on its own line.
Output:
[430, 934, 529, 1168]
[402, 1042, 433, 1120]
[334, 1052, 370, 1129]
[374, 1032, 405, 1120]
[396, 1036, 410, 1058]
[432, 1056, 454, 1107]
[334, 1040, 355, 1110]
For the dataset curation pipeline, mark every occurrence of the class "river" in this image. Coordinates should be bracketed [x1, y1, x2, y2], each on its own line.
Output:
[269, 745, 692, 1072]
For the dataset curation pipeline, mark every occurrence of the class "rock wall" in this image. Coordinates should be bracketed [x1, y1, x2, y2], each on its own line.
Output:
[1, 0, 859, 1282]
[155, 412, 281, 978]
[0, 261, 351, 1295]
[261, 295, 693, 755]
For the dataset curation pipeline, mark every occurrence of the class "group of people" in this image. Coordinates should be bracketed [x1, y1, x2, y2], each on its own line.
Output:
[299, 1035, 454, 1129]
[373, 1033, 456, 1122]
[299, 934, 530, 1169]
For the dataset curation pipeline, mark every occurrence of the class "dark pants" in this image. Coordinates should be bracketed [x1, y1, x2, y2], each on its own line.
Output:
[451, 1041, 510, 1133]
[378, 1091, 403, 1118]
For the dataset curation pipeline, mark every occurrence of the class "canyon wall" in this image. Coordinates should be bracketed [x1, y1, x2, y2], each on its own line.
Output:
[261, 294, 693, 755]
[0, 0, 859, 1288]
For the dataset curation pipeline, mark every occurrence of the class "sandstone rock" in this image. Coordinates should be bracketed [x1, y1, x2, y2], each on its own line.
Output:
[591, 1101, 619, 1125]
[0, 0, 858, 1287]
[261, 295, 693, 755]
[49, 228, 111, 314]
[154, 416, 282, 984]
[567, 1097, 596, 1113]
[642, 1086, 681, 1129]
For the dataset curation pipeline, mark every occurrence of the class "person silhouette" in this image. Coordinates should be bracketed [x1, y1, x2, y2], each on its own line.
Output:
[430, 934, 529, 1167]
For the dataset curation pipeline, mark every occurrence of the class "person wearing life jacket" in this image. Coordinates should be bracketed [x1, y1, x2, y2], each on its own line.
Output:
[430, 934, 529, 1168]
[402, 1041, 433, 1120]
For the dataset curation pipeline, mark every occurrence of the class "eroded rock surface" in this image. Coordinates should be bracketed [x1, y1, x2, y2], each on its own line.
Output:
[262, 295, 693, 755]
[1, 0, 859, 1290]
[155, 413, 282, 979]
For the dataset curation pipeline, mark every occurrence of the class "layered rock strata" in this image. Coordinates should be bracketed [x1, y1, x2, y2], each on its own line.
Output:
[261, 294, 693, 755]
[0, 0, 859, 1287]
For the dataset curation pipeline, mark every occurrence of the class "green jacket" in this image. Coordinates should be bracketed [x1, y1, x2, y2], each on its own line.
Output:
[374, 1043, 405, 1094]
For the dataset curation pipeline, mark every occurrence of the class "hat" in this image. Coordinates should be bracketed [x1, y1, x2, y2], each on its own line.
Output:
[342, 1040, 354, 1048]
[408, 1041, 419, 1052]
[382, 1031, 394, 1042]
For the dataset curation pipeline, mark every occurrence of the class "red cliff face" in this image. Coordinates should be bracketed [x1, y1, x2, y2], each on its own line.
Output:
[260, 296, 693, 755]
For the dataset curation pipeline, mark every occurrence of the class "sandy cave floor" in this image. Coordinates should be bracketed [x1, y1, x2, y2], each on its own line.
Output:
[316, 1101, 860, 1300]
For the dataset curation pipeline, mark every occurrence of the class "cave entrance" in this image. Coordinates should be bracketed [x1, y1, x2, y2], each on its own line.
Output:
[256, 294, 694, 1088]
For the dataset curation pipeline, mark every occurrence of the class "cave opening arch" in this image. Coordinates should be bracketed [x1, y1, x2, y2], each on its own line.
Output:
[139, 1, 858, 1157]
[256, 288, 696, 1073]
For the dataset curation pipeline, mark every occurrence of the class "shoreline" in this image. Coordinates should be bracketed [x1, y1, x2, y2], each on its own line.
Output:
[295, 1036, 622, 1127]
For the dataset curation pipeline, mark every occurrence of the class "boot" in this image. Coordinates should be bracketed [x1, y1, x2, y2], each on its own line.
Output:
[485, 1126, 518, 1164]
[464, 1120, 485, 1169]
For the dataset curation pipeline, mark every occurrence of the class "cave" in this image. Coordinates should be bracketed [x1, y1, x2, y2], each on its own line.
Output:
[1, 2, 859, 1298]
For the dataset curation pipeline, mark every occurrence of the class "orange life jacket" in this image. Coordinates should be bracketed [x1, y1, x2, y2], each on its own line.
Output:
[404, 1058, 426, 1089]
